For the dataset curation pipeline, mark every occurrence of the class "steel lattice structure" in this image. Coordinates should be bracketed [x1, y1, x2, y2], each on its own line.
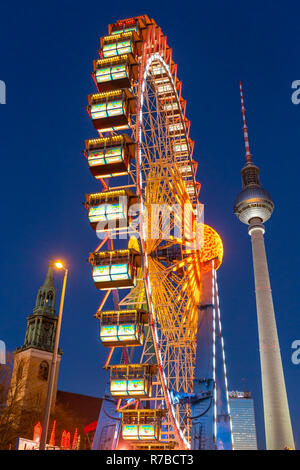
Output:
[83, 15, 232, 450]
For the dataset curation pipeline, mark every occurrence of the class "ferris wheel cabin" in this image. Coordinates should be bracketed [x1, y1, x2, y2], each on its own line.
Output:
[89, 249, 141, 290]
[93, 54, 138, 93]
[87, 89, 136, 133]
[121, 409, 166, 442]
[84, 134, 135, 178]
[100, 30, 142, 60]
[107, 364, 157, 398]
[95, 309, 148, 347]
[85, 189, 138, 232]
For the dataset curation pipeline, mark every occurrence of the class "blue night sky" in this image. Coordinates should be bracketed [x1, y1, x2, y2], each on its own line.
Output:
[0, 0, 299, 450]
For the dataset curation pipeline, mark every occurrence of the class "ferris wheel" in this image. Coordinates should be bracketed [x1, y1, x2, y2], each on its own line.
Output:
[83, 15, 232, 450]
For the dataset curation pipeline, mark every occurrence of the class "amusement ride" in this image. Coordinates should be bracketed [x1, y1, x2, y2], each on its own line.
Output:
[82, 15, 232, 450]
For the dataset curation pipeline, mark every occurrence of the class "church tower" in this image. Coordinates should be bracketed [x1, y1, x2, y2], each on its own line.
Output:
[8, 264, 62, 424]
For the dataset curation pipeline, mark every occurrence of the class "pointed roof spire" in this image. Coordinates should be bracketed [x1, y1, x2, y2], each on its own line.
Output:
[239, 82, 252, 164]
[42, 262, 54, 289]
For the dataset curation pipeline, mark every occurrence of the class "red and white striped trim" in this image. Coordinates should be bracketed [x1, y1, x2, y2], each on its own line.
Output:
[239, 82, 252, 164]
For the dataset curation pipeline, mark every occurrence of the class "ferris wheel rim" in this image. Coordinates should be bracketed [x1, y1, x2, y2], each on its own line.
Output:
[134, 52, 195, 450]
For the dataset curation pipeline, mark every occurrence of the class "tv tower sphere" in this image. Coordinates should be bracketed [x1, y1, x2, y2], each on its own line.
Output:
[234, 162, 274, 225]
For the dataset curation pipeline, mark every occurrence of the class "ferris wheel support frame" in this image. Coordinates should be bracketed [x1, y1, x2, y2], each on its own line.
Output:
[135, 37, 192, 449]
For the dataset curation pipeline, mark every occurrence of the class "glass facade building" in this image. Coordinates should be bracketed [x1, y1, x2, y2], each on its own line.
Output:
[229, 391, 258, 450]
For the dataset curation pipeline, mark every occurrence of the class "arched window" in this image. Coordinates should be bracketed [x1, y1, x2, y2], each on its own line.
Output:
[38, 360, 49, 381]
[47, 291, 53, 307]
[39, 292, 46, 307]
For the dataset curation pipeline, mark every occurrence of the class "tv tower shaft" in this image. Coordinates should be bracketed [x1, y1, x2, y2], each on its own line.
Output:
[249, 219, 294, 449]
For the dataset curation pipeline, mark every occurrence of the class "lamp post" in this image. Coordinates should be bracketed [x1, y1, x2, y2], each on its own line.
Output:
[39, 260, 68, 450]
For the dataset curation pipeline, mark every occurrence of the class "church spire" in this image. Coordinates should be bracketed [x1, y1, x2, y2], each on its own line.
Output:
[34, 262, 56, 316]
[19, 263, 58, 352]
[42, 263, 54, 290]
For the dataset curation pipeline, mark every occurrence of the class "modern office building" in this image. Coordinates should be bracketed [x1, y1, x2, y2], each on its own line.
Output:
[229, 391, 257, 450]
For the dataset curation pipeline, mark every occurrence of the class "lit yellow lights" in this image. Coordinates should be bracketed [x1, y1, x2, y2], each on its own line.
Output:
[103, 30, 135, 42]
[54, 261, 64, 270]
[198, 224, 224, 271]
[95, 54, 129, 67]
[89, 89, 124, 101]
[86, 135, 124, 146]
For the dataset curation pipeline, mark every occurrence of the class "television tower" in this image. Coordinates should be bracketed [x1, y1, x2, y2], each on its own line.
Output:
[234, 83, 295, 450]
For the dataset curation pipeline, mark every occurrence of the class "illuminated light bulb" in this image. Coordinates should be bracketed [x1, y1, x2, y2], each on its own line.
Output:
[54, 261, 64, 269]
